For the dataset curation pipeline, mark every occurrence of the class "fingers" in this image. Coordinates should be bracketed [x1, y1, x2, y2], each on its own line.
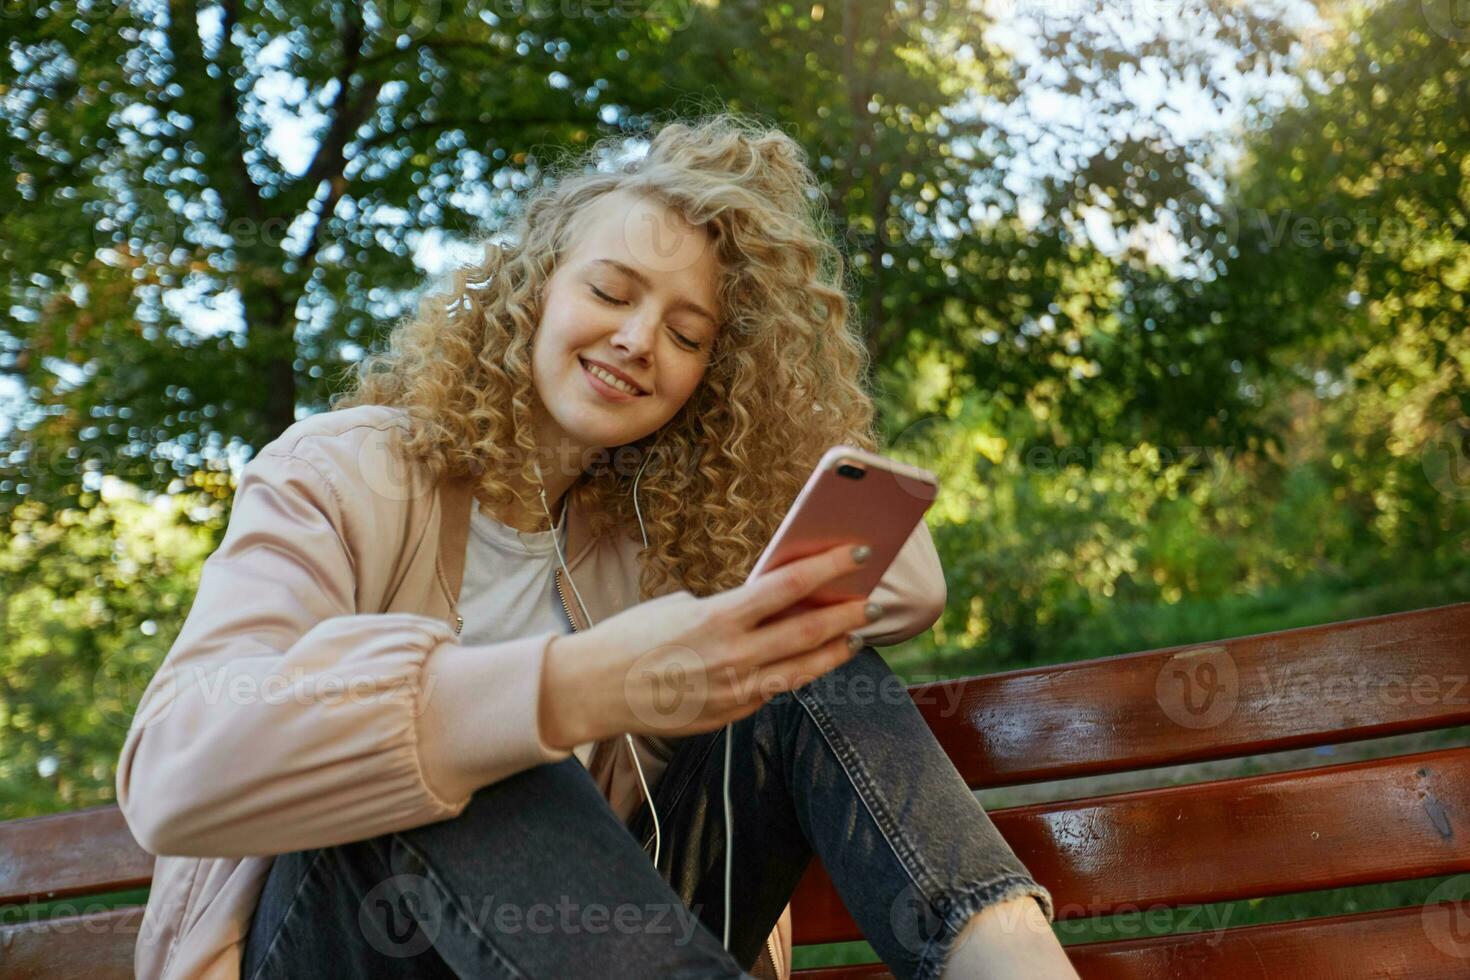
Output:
[727, 542, 870, 627]
[748, 596, 873, 665]
[750, 632, 865, 703]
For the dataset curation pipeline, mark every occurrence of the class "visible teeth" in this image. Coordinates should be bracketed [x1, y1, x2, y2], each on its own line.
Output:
[585, 361, 642, 395]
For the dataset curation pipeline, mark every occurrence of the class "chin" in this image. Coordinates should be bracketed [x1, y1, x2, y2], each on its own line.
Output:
[559, 412, 647, 452]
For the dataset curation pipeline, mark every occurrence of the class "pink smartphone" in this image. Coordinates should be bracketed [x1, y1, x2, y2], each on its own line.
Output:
[748, 445, 939, 612]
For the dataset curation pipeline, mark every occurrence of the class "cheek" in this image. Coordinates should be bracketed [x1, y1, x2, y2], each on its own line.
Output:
[534, 308, 584, 363]
[666, 365, 707, 405]
[556, 307, 607, 354]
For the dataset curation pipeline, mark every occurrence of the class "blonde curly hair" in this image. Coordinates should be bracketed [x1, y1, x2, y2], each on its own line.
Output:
[332, 111, 879, 600]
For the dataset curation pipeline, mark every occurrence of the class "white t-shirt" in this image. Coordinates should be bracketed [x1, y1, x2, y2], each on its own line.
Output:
[457, 497, 597, 768]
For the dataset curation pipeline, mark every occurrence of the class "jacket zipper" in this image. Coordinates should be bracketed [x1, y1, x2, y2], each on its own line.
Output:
[554, 568, 579, 634]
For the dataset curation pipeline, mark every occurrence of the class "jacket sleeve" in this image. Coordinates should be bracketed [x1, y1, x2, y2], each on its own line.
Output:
[115, 447, 572, 859]
[852, 518, 947, 647]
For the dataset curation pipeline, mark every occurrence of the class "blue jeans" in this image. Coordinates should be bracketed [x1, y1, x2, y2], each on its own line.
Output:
[239, 647, 1052, 979]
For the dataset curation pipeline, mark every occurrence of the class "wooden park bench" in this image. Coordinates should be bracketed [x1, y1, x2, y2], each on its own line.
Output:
[3, 601, 1469, 978]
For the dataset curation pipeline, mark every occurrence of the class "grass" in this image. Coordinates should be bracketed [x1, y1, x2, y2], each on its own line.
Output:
[0, 886, 149, 928]
[897, 568, 1470, 680]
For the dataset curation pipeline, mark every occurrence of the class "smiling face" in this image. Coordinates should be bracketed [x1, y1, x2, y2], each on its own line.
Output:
[530, 189, 723, 467]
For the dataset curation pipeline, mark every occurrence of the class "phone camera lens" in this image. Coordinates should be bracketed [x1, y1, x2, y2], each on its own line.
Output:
[836, 463, 866, 480]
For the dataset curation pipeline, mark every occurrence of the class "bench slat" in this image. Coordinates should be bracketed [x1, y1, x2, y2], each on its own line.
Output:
[0, 906, 141, 979]
[791, 746, 1470, 943]
[917, 601, 1470, 788]
[790, 900, 1470, 979]
[0, 806, 152, 906]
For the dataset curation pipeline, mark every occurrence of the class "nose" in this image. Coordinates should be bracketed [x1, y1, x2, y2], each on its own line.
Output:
[609, 306, 658, 363]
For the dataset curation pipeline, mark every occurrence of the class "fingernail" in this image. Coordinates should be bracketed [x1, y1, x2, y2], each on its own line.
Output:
[846, 633, 864, 652]
[851, 544, 871, 564]
[865, 602, 883, 622]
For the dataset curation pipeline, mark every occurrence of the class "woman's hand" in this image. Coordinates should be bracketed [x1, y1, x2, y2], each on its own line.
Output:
[539, 542, 880, 748]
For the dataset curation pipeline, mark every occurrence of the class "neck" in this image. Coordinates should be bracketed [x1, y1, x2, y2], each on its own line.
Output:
[476, 479, 571, 534]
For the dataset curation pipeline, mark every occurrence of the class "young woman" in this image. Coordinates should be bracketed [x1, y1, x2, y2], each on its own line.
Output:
[117, 114, 1077, 980]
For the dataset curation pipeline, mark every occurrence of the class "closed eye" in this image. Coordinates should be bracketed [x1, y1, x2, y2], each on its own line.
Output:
[592, 285, 704, 352]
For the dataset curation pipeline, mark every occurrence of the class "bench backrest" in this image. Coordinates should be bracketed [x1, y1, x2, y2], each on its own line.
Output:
[2, 602, 1468, 978]
[790, 601, 1470, 978]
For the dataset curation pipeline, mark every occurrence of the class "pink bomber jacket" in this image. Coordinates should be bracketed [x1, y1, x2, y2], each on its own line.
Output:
[115, 404, 948, 979]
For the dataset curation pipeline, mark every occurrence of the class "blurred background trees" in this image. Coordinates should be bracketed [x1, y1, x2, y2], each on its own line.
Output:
[2, 0, 1466, 828]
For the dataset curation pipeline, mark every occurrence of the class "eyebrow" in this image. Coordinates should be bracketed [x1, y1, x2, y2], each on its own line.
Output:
[590, 259, 719, 328]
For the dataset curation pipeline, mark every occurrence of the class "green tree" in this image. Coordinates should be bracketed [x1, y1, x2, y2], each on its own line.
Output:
[1218, 0, 1470, 580]
[0, 480, 218, 814]
[1, 0, 690, 513]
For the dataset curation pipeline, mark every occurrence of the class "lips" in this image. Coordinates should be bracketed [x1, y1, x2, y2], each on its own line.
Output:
[580, 357, 649, 396]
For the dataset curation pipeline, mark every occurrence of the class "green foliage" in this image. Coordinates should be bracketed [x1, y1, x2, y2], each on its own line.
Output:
[0, 481, 222, 815]
[1, 0, 689, 513]
[882, 0, 1470, 676]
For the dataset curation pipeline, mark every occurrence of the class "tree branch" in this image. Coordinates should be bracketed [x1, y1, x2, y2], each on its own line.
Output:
[297, 4, 373, 195]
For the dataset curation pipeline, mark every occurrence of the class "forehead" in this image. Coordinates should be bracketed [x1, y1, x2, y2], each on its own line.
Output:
[567, 191, 720, 296]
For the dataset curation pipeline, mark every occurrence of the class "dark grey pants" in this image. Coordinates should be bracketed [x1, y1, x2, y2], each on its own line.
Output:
[239, 646, 1050, 979]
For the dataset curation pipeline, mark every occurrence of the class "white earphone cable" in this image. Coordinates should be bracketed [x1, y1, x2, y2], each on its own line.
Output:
[534, 454, 734, 953]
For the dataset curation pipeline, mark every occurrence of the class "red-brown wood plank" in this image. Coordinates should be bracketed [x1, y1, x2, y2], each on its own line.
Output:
[915, 601, 1470, 788]
[2, 604, 1462, 909]
[0, 806, 152, 906]
[791, 900, 1470, 979]
[791, 747, 1470, 943]
[0, 906, 141, 979]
